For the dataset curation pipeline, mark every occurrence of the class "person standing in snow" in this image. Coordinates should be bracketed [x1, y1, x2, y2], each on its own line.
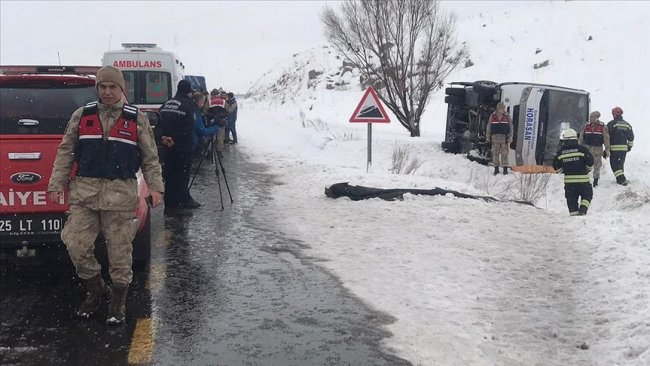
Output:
[606, 106, 634, 186]
[553, 128, 594, 216]
[225, 92, 238, 144]
[47, 66, 164, 324]
[486, 102, 513, 175]
[578, 111, 610, 187]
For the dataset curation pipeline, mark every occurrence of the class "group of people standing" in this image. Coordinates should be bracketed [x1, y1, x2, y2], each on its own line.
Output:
[485, 103, 635, 216]
[158, 80, 239, 215]
[552, 106, 634, 216]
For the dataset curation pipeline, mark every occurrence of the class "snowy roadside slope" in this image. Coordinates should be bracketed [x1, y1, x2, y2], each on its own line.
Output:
[239, 1, 650, 364]
[241, 105, 649, 365]
[424, 0, 650, 142]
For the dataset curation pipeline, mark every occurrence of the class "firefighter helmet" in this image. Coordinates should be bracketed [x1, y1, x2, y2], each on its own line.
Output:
[612, 106, 623, 116]
[561, 128, 578, 140]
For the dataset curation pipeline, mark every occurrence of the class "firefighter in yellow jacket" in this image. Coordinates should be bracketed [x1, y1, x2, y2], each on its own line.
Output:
[47, 66, 164, 325]
[553, 128, 594, 216]
[607, 106, 634, 186]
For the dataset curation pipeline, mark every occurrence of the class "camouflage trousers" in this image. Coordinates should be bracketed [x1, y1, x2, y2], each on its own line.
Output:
[491, 134, 510, 167]
[586, 145, 604, 179]
[61, 204, 136, 285]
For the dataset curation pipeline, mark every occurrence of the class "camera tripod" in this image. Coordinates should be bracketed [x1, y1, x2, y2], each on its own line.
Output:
[189, 137, 233, 210]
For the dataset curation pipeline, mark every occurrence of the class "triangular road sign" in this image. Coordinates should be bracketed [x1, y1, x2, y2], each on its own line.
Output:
[349, 87, 391, 123]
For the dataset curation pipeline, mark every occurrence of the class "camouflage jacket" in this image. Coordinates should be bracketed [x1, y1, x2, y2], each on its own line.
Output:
[48, 100, 164, 211]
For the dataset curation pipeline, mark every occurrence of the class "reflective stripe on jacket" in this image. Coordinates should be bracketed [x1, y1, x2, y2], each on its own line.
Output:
[552, 142, 594, 184]
[607, 119, 634, 152]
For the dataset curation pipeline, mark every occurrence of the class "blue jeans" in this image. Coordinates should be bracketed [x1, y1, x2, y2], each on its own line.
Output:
[226, 117, 237, 143]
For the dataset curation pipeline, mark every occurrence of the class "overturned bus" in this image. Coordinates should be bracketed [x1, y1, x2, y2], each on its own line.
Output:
[441, 81, 589, 171]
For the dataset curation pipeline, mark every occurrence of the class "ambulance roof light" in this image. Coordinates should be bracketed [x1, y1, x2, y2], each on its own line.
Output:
[121, 43, 158, 49]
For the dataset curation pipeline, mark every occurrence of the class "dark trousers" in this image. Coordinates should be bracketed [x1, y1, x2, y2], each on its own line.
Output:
[226, 116, 237, 143]
[162, 149, 193, 207]
[564, 183, 593, 215]
[609, 151, 627, 183]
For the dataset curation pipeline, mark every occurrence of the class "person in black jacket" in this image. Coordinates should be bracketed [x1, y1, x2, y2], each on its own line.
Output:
[159, 79, 201, 213]
[606, 106, 634, 186]
[553, 128, 595, 216]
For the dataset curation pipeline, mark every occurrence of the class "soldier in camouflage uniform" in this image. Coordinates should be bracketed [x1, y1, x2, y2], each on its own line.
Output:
[48, 66, 164, 325]
[486, 102, 514, 175]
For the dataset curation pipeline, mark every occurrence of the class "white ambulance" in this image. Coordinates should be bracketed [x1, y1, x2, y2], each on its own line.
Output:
[101, 43, 185, 111]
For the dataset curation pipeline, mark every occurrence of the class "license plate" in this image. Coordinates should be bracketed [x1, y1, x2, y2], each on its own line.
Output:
[0, 214, 66, 237]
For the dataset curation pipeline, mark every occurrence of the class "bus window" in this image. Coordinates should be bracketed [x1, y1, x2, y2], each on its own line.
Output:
[145, 72, 170, 104]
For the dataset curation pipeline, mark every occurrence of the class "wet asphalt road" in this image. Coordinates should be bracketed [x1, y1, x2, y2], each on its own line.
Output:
[0, 147, 410, 366]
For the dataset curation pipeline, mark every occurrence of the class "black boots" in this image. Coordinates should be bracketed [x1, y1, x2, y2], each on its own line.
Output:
[77, 274, 111, 318]
[183, 197, 202, 209]
[593, 178, 599, 187]
[493, 166, 508, 175]
[106, 284, 129, 325]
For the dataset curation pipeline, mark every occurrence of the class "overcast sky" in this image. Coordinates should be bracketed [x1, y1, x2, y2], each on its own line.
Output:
[0, 0, 518, 93]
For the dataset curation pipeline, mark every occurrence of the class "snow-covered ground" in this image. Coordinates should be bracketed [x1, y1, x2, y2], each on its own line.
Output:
[236, 1, 650, 365]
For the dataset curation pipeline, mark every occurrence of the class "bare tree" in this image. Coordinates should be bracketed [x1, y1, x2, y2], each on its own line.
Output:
[322, 0, 467, 137]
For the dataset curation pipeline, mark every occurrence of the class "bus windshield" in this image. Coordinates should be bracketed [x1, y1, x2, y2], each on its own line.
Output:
[122, 71, 171, 105]
[539, 90, 588, 164]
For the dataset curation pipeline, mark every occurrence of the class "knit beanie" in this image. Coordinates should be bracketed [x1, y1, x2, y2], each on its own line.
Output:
[177, 79, 194, 95]
[95, 66, 125, 91]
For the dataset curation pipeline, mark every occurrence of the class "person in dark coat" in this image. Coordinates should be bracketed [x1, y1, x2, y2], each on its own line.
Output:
[606, 106, 634, 186]
[159, 79, 201, 212]
[553, 128, 594, 216]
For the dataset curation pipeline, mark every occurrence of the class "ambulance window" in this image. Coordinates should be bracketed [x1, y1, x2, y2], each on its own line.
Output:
[122, 71, 136, 104]
[145, 72, 170, 104]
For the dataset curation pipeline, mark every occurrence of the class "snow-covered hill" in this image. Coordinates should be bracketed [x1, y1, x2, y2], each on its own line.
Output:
[239, 1, 650, 365]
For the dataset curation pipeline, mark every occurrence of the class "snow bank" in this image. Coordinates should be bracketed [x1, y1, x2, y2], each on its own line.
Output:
[239, 1, 650, 365]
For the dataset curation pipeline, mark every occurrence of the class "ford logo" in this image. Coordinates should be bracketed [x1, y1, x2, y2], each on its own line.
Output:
[10, 172, 42, 184]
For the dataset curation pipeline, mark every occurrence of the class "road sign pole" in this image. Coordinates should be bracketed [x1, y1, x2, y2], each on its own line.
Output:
[367, 123, 372, 172]
[348, 87, 390, 173]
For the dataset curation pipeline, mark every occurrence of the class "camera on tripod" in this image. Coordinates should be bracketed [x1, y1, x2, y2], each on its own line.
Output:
[205, 107, 228, 129]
